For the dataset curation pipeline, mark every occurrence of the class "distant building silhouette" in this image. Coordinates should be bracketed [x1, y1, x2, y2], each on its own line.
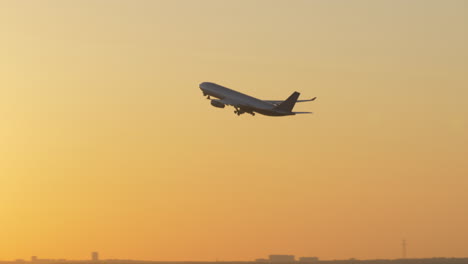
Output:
[5, 257, 468, 264]
[269, 255, 295, 262]
[299, 257, 319, 262]
[30, 257, 37, 262]
[91, 252, 99, 261]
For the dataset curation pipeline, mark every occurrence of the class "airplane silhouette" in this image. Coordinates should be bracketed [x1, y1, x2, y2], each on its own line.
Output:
[200, 82, 316, 116]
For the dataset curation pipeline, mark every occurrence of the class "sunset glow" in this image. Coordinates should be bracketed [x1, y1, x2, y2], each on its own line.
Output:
[1, 0, 467, 261]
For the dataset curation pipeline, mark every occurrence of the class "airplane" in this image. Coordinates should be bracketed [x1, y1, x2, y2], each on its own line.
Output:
[199, 82, 316, 116]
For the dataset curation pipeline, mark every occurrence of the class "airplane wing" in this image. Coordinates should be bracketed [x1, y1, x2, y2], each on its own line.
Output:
[214, 98, 242, 107]
[265, 97, 316, 105]
[211, 98, 251, 109]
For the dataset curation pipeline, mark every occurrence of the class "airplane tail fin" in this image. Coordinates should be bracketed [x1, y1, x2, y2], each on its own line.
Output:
[275, 91, 300, 112]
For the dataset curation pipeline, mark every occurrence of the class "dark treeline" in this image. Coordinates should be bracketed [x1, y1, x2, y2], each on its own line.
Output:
[3, 259, 468, 264]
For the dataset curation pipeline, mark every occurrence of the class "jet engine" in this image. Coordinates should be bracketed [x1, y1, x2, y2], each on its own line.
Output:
[210, 100, 225, 108]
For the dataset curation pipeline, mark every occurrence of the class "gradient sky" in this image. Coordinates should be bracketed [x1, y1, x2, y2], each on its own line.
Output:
[1, 0, 467, 261]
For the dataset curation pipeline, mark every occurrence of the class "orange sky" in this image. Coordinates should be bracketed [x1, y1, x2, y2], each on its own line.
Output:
[1, 0, 467, 261]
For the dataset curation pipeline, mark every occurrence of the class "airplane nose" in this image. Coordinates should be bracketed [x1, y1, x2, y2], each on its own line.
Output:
[199, 84, 207, 95]
[199, 82, 211, 93]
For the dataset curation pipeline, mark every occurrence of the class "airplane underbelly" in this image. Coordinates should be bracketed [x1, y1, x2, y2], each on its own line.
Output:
[205, 90, 224, 99]
[251, 107, 293, 116]
[237, 103, 291, 116]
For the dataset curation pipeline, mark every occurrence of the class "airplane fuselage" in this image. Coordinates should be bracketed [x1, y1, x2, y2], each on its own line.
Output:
[199, 82, 294, 116]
